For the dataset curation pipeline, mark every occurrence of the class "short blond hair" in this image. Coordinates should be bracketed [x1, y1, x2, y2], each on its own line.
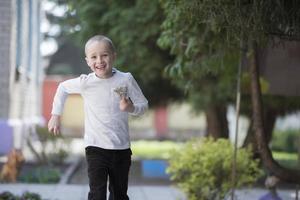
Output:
[85, 35, 116, 55]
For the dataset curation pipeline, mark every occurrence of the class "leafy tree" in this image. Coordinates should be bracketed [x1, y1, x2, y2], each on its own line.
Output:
[47, 0, 183, 107]
[159, 0, 300, 183]
[158, 0, 241, 138]
[158, 0, 300, 141]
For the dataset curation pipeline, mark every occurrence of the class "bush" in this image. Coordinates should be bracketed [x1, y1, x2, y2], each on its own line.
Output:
[167, 138, 262, 200]
[0, 192, 15, 200]
[26, 126, 69, 165]
[19, 166, 60, 183]
[0, 191, 41, 200]
[21, 191, 41, 200]
[271, 129, 300, 153]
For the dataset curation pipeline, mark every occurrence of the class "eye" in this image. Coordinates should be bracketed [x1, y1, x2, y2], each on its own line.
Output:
[103, 54, 108, 57]
[91, 56, 96, 59]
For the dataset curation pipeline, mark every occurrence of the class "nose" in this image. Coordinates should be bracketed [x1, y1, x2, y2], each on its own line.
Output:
[96, 56, 103, 63]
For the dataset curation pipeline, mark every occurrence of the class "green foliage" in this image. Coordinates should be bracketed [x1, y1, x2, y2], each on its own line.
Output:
[48, 0, 183, 107]
[20, 192, 42, 200]
[0, 192, 15, 200]
[27, 126, 69, 165]
[158, 0, 240, 111]
[165, 0, 300, 44]
[272, 151, 299, 169]
[271, 129, 300, 153]
[167, 138, 262, 200]
[0, 191, 42, 200]
[47, 149, 68, 165]
[19, 166, 61, 183]
[241, 72, 270, 94]
[35, 126, 59, 142]
[158, 0, 300, 112]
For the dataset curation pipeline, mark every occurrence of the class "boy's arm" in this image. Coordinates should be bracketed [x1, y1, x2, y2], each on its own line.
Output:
[119, 97, 135, 113]
[48, 115, 61, 135]
[127, 73, 148, 116]
[48, 77, 83, 135]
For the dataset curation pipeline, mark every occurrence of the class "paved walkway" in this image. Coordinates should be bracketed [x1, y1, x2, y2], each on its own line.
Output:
[0, 184, 298, 200]
[1, 139, 299, 199]
[0, 184, 185, 200]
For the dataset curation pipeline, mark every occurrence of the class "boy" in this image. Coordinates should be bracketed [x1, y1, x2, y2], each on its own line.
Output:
[48, 35, 148, 200]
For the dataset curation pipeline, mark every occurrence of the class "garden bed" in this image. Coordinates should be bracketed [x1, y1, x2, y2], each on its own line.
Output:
[68, 157, 172, 185]
[0, 162, 70, 184]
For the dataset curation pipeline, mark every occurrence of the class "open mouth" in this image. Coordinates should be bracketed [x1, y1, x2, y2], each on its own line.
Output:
[95, 65, 105, 70]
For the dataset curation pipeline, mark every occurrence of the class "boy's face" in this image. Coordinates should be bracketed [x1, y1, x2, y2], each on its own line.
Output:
[85, 41, 116, 79]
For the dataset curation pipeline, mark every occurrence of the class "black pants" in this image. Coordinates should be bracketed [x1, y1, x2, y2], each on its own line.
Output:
[85, 146, 132, 200]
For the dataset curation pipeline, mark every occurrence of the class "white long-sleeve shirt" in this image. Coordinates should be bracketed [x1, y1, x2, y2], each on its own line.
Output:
[51, 69, 148, 149]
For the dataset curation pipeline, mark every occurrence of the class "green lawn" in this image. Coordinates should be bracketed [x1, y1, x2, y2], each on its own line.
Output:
[131, 140, 300, 170]
[131, 140, 182, 160]
[272, 151, 300, 169]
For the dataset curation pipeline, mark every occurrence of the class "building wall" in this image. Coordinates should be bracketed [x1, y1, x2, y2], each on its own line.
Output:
[0, 0, 43, 153]
[0, 0, 12, 119]
[259, 39, 300, 96]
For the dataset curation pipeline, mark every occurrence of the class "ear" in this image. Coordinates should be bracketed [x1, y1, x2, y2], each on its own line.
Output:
[85, 57, 90, 67]
[112, 53, 117, 61]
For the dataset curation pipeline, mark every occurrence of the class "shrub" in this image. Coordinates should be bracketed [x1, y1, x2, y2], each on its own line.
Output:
[167, 137, 262, 200]
[0, 191, 15, 200]
[19, 166, 60, 183]
[26, 126, 69, 165]
[0, 191, 42, 200]
[21, 191, 42, 200]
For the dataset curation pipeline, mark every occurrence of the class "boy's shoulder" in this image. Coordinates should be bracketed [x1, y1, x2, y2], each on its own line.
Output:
[114, 69, 133, 80]
[79, 73, 94, 80]
[74, 73, 94, 85]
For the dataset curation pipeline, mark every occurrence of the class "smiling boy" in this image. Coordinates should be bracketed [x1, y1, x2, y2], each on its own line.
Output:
[48, 35, 148, 200]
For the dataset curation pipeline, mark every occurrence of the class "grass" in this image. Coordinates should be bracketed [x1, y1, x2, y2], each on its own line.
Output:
[131, 140, 300, 170]
[272, 151, 300, 169]
[131, 140, 182, 160]
[130, 140, 296, 184]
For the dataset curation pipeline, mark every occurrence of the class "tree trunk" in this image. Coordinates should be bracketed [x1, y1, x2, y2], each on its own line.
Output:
[249, 41, 300, 183]
[263, 107, 277, 144]
[243, 107, 277, 148]
[242, 119, 254, 147]
[205, 104, 229, 139]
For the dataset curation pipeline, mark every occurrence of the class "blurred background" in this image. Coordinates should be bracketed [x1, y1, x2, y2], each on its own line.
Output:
[0, 0, 300, 199]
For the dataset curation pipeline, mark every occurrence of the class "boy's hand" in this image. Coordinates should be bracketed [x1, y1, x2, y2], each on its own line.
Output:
[48, 115, 61, 135]
[119, 97, 134, 113]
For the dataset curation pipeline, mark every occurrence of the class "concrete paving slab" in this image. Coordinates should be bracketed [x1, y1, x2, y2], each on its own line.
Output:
[0, 184, 185, 200]
[233, 188, 298, 200]
[0, 184, 298, 200]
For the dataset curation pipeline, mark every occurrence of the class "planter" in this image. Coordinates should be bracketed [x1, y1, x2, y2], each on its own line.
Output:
[141, 159, 170, 179]
[18, 162, 69, 183]
[0, 162, 70, 184]
[67, 157, 172, 185]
